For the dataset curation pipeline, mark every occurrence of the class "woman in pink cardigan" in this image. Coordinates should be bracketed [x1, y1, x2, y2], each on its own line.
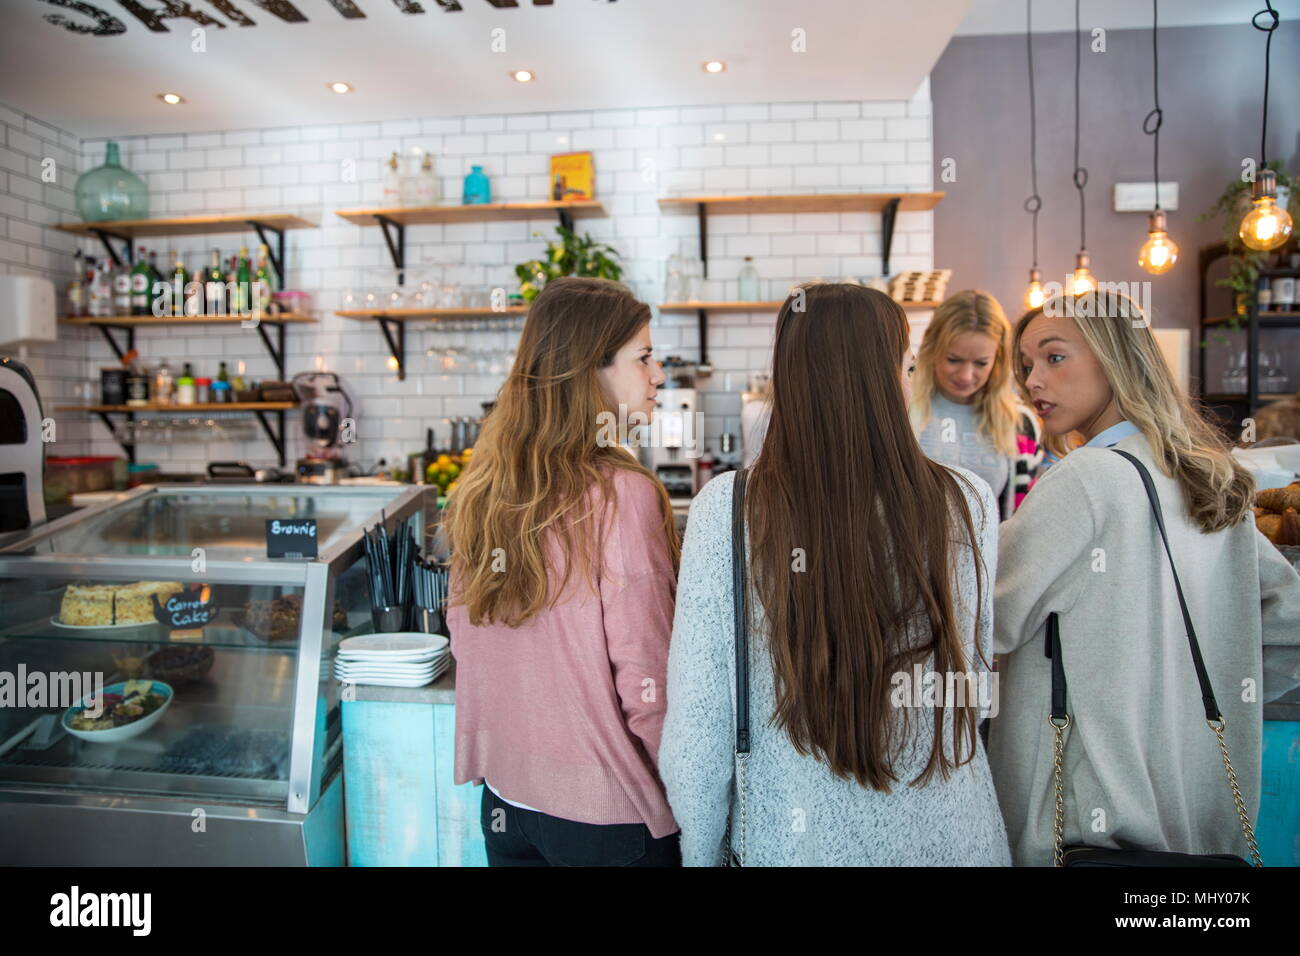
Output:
[443, 276, 682, 866]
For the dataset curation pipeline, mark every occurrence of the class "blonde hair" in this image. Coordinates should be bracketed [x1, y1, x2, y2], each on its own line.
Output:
[443, 277, 679, 627]
[911, 289, 1021, 456]
[1013, 293, 1254, 534]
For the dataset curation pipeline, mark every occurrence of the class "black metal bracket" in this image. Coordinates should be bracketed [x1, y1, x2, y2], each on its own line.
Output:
[90, 228, 133, 268]
[376, 214, 406, 285]
[254, 320, 287, 380]
[248, 221, 286, 287]
[695, 203, 712, 373]
[97, 324, 134, 361]
[254, 409, 288, 467]
[95, 410, 135, 463]
[375, 316, 406, 381]
[880, 196, 901, 277]
[558, 207, 575, 233]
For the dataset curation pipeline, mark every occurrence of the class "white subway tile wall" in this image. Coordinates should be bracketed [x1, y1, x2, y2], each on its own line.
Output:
[2, 90, 934, 473]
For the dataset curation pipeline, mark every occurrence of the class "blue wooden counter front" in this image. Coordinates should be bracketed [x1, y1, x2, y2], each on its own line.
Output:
[340, 668, 486, 867]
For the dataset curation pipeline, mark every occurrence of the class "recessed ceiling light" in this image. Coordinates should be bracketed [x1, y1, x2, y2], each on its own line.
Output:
[703, 61, 726, 73]
[512, 70, 535, 83]
[157, 92, 185, 105]
[328, 81, 353, 94]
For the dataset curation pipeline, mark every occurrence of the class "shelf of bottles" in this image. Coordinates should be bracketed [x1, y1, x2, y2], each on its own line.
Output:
[657, 300, 942, 313]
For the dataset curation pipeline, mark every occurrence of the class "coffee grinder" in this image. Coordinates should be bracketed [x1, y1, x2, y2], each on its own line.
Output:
[641, 356, 699, 500]
[292, 371, 354, 484]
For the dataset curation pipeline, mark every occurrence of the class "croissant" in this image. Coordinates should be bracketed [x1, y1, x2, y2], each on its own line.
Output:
[1257, 513, 1283, 542]
[1256, 486, 1291, 512]
[1279, 509, 1300, 547]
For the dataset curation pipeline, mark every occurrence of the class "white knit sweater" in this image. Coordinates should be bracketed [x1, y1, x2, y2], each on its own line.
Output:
[659, 468, 1013, 866]
[989, 432, 1300, 866]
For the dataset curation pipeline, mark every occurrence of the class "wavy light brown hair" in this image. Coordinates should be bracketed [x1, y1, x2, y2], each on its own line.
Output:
[910, 289, 1021, 455]
[444, 276, 679, 627]
[748, 283, 987, 792]
[1013, 293, 1254, 533]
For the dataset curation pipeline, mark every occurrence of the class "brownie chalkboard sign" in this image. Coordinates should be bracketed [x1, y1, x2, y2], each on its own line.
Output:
[266, 518, 318, 558]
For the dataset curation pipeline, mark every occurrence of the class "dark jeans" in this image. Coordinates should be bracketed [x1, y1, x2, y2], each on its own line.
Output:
[480, 786, 681, 867]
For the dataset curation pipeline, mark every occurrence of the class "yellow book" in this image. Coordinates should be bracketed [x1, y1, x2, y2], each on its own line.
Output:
[549, 151, 595, 201]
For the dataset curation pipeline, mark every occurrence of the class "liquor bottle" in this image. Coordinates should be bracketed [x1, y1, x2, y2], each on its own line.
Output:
[205, 248, 224, 314]
[383, 152, 401, 206]
[415, 151, 436, 205]
[67, 249, 85, 316]
[88, 257, 111, 317]
[254, 248, 273, 315]
[187, 264, 204, 316]
[112, 259, 132, 315]
[154, 358, 174, 406]
[172, 255, 187, 316]
[130, 248, 151, 315]
[216, 360, 229, 385]
[257, 242, 278, 290]
[235, 246, 251, 314]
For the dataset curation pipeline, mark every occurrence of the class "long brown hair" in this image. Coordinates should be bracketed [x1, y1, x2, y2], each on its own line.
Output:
[1013, 293, 1254, 533]
[910, 289, 1021, 455]
[444, 276, 679, 627]
[748, 283, 986, 791]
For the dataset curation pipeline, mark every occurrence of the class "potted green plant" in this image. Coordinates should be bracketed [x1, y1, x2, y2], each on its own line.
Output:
[514, 225, 623, 302]
[1200, 161, 1298, 326]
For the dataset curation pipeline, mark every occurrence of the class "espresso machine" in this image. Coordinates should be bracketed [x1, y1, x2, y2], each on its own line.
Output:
[0, 357, 46, 547]
[292, 371, 354, 484]
[642, 356, 699, 499]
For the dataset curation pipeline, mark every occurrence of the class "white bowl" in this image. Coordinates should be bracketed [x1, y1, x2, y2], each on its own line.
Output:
[61, 680, 173, 744]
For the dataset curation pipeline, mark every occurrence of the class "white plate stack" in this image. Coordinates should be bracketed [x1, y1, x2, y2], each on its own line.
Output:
[334, 633, 450, 688]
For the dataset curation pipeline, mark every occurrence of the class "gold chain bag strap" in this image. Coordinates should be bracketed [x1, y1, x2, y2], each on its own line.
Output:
[1047, 450, 1262, 867]
[721, 469, 751, 867]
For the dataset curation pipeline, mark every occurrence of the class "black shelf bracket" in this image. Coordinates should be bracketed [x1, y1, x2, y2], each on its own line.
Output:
[558, 207, 575, 233]
[248, 221, 286, 287]
[879, 197, 901, 277]
[255, 320, 287, 380]
[89, 228, 133, 268]
[95, 410, 136, 463]
[375, 316, 406, 381]
[375, 214, 406, 285]
[254, 409, 288, 467]
[96, 324, 135, 362]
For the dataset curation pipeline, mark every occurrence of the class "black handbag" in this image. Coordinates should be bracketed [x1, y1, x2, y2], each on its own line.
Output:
[1044, 449, 1262, 867]
[721, 469, 751, 867]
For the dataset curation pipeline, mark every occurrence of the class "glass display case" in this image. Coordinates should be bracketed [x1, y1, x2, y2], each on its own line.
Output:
[0, 483, 425, 865]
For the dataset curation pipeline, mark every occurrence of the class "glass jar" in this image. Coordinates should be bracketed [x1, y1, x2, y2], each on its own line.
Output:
[176, 376, 197, 406]
[75, 142, 149, 222]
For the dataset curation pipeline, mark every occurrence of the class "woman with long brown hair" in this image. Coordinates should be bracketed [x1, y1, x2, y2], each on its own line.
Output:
[659, 284, 1011, 865]
[444, 276, 682, 866]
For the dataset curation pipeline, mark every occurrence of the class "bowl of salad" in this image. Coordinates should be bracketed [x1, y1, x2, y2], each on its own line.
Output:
[61, 680, 173, 744]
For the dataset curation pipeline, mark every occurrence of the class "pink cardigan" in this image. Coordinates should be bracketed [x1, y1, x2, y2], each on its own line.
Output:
[447, 467, 679, 839]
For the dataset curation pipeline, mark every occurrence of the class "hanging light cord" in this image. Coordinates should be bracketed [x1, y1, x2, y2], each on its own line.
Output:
[1142, 0, 1162, 210]
[1023, 0, 1041, 269]
[1073, 0, 1089, 251]
[1252, 1, 1278, 166]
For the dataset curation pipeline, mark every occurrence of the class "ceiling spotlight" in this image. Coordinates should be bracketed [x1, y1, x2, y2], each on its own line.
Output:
[328, 81, 353, 94]
[703, 60, 726, 73]
[512, 70, 535, 83]
[157, 93, 185, 105]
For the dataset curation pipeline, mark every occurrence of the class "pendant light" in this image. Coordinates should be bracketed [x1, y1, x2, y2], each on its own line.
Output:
[1022, 0, 1045, 309]
[1069, 0, 1097, 296]
[1239, 2, 1293, 251]
[1138, 0, 1178, 274]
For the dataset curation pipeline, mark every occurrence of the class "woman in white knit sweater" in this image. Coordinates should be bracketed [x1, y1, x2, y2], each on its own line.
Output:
[990, 292, 1300, 866]
[660, 284, 1011, 866]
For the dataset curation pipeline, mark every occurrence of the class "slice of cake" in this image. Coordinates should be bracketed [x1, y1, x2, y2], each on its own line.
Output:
[59, 584, 116, 626]
[114, 581, 184, 625]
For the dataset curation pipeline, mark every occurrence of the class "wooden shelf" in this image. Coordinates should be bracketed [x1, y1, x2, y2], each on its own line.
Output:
[658, 192, 944, 215]
[58, 402, 297, 413]
[1201, 394, 1289, 405]
[61, 312, 316, 326]
[54, 212, 316, 238]
[335, 307, 527, 321]
[658, 299, 941, 313]
[334, 200, 606, 227]
[1204, 311, 1300, 328]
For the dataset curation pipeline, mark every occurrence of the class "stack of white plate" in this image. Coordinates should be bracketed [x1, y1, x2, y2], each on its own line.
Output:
[334, 633, 450, 688]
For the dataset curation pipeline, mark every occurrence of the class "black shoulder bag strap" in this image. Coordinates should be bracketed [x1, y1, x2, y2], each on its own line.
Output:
[724, 468, 751, 867]
[1045, 448, 1261, 866]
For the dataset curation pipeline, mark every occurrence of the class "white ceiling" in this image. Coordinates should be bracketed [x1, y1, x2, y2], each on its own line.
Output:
[955, 0, 1265, 36]
[0, 0, 971, 139]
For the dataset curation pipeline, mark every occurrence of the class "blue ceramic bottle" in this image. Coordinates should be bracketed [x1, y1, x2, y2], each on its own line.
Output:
[462, 165, 491, 205]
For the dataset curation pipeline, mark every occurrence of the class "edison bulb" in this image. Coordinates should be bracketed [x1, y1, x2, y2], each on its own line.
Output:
[1139, 210, 1179, 275]
[1239, 196, 1293, 252]
[1024, 268, 1045, 309]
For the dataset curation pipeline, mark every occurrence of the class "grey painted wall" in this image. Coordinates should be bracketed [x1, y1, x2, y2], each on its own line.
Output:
[933, 21, 1300, 395]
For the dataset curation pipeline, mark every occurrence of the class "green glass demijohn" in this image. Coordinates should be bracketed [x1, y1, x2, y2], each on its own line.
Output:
[75, 141, 149, 222]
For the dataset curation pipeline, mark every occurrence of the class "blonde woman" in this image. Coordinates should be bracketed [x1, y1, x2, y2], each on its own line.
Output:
[443, 276, 682, 866]
[990, 292, 1300, 866]
[911, 290, 1042, 520]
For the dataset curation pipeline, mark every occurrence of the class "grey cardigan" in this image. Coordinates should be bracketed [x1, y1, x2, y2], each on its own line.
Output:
[659, 468, 1013, 866]
[990, 432, 1300, 866]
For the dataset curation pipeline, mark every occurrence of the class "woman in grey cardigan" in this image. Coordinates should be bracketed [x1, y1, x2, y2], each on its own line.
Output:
[992, 292, 1300, 866]
[659, 284, 1011, 866]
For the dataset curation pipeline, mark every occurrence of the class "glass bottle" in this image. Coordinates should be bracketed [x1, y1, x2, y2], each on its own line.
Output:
[383, 152, 402, 206]
[74, 141, 149, 222]
[416, 151, 437, 205]
[154, 359, 174, 406]
[737, 256, 761, 302]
